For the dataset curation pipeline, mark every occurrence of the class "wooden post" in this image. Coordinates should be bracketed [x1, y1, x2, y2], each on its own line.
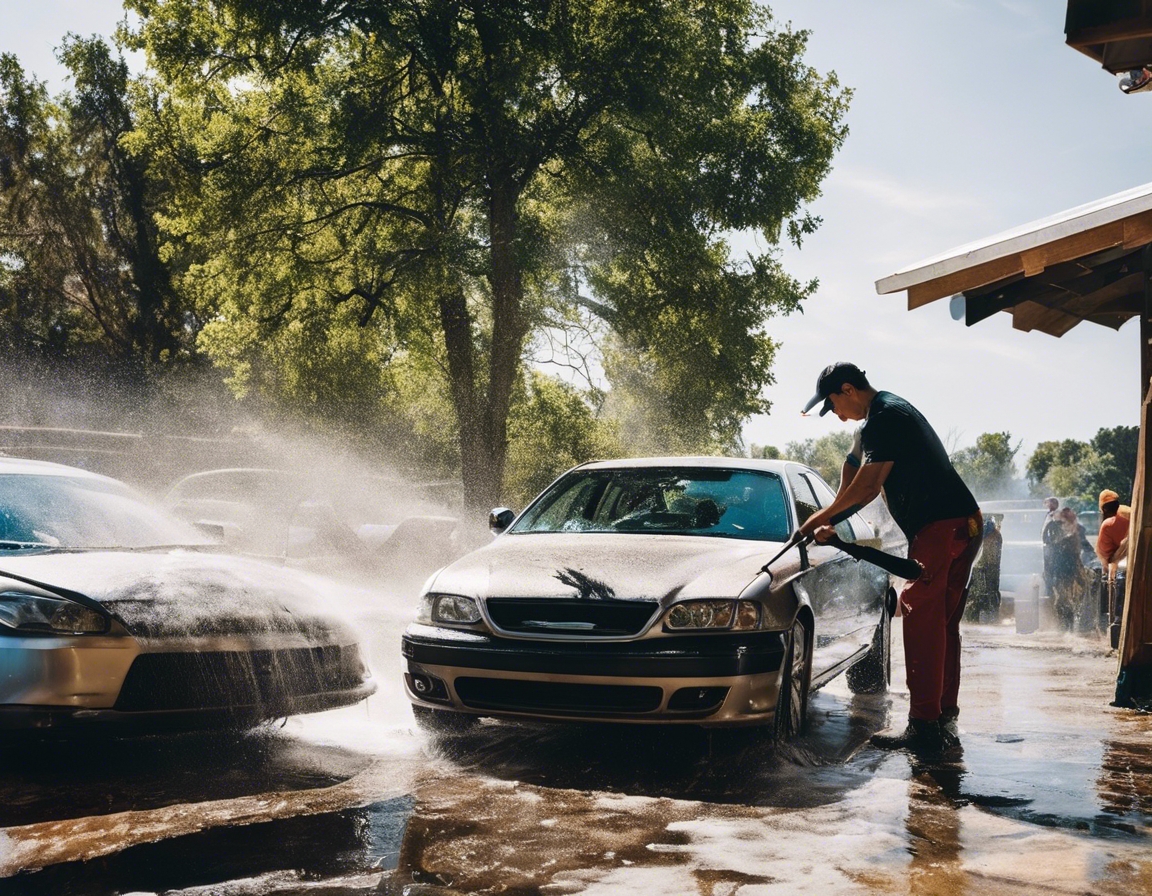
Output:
[1143, 245, 1152, 403]
[1116, 247, 1152, 704]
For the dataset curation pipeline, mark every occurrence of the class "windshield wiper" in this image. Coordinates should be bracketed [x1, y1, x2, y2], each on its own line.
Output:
[0, 540, 55, 551]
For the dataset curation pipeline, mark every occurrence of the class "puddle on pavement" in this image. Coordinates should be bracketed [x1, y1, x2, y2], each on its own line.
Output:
[0, 728, 373, 828]
[2, 624, 1152, 894]
[3, 796, 413, 896]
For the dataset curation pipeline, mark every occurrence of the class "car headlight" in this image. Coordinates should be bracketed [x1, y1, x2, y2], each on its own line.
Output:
[664, 599, 762, 631]
[0, 591, 109, 634]
[427, 593, 482, 626]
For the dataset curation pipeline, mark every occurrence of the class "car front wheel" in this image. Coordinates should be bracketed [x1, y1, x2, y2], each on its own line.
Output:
[774, 619, 811, 742]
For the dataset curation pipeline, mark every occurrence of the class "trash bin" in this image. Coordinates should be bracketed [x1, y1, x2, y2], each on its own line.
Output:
[1016, 574, 1040, 635]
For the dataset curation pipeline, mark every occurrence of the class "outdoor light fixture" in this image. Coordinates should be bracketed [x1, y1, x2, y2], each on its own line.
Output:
[1119, 68, 1152, 94]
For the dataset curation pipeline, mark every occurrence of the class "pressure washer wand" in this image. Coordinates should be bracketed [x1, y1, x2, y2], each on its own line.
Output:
[760, 505, 861, 574]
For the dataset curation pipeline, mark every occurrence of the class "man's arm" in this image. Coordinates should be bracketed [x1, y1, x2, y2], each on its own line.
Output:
[800, 461, 893, 539]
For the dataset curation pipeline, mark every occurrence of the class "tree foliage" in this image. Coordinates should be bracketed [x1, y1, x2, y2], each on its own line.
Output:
[122, 0, 849, 507]
[0, 38, 188, 371]
[1026, 425, 1138, 504]
[950, 431, 1020, 499]
[784, 430, 853, 486]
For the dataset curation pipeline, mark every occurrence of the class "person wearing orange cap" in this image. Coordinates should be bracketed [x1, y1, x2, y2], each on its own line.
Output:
[1096, 489, 1131, 580]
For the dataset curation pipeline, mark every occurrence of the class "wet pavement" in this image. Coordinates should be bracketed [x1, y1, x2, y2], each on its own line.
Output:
[1, 617, 1151, 895]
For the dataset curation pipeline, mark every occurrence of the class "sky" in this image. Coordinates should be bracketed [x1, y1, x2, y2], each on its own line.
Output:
[1, 0, 1149, 465]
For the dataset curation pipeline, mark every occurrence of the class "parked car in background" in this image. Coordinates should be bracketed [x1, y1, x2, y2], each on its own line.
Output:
[0, 458, 375, 731]
[164, 467, 459, 583]
[402, 457, 900, 740]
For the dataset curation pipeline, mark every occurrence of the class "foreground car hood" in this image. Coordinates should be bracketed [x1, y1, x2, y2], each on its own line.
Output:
[0, 550, 354, 642]
[430, 533, 783, 606]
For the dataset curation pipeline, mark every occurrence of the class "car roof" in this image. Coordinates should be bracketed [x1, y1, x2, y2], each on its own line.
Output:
[573, 456, 794, 474]
[0, 456, 120, 482]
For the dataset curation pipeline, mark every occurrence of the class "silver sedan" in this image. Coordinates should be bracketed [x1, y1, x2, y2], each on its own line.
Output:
[402, 457, 896, 739]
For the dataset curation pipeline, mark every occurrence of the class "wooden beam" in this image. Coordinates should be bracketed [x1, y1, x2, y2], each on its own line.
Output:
[1067, 17, 1152, 49]
[908, 255, 1024, 310]
[906, 216, 1149, 309]
[1011, 301, 1083, 336]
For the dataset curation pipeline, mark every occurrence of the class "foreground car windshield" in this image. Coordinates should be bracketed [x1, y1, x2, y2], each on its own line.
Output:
[511, 468, 791, 542]
[0, 474, 209, 550]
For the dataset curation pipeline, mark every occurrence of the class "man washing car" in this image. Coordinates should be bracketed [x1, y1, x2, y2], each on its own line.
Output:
[798, 362, 982, 756]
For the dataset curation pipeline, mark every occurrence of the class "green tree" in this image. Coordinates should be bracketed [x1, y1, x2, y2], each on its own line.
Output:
[750, 443, 782, 460]
[1090, 425, 1139, 502]
[504, 372, 619, 507]
[950, 431, 1020, 499]
[785, 431, 853, 486]
[1026, 439, 1087, 493]
[125, 0, 848, 508]
[0, 39, 187, 370]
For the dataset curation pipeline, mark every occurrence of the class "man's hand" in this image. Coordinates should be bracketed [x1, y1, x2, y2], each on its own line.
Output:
[811, 525, 836, 544]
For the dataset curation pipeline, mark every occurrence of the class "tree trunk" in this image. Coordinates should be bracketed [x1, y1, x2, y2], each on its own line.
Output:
[477, 177, 527, 508]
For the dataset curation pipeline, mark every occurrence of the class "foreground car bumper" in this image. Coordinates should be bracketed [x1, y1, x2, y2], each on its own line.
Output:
[0, 634, 376, 730]
[402, 624, 787, 726]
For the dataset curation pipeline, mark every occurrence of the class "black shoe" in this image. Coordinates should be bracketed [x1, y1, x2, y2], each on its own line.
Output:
[938, 709, 963, 757]
[870, 718, 945, 756]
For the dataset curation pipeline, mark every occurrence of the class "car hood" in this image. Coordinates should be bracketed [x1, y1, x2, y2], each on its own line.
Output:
[0, 550, 354, 643]
[429, 533, 784, 606]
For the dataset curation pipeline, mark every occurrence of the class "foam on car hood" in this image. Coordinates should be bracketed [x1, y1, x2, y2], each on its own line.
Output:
[429, 533, 787, 606]
[0, 550, 354, 642]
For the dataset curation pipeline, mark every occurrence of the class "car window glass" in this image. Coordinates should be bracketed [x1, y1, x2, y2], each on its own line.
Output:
[513, 469, 791, 542]
[803, 472, 856, 543]
[786, 467, 819, 528]
[0, 475, 209, 549]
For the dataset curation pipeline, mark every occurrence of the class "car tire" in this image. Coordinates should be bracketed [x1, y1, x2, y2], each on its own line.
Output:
[412, 704, 479, 735]
[773, 619, 811, 742]
[845, 599, 892, 695]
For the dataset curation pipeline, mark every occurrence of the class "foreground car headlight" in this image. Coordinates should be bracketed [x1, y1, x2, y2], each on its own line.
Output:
[664, 599, 762, 631]
[0, 591, 109, 634]
[421, 593, 482, 626]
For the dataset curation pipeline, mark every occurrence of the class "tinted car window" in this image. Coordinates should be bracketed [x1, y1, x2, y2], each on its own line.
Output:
[512, 468, 791, 542]
[0, 475, 208, 549]
[786, 467, 820, 527]
[803, 472, 856, 543]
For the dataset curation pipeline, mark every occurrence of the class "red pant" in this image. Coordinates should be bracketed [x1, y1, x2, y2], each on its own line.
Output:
[899, 515, 983, 721]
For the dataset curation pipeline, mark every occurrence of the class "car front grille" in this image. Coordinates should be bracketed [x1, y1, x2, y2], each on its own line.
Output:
[114, 645, 366, 712]
[453, 677, 663, 715]
[484, 598, 658, 636]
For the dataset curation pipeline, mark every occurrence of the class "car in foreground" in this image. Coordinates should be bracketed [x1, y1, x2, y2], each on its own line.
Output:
[0, 458, 375, 731]
[402, 458, 897, 739]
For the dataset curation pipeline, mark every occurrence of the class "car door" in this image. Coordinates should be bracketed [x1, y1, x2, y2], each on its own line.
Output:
[784, 465, 885, 679]
[802, 469, 888, 657]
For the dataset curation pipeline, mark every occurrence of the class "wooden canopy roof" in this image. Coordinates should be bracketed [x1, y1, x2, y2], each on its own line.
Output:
[1066, 0, 1152, 74]
[874, 182, 1152, 338]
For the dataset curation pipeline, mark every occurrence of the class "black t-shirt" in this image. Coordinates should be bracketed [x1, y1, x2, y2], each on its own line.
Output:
[858, 391, 978, 541]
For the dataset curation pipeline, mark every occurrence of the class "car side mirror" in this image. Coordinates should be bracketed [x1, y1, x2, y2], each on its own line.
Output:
[489, 507, 516, 535]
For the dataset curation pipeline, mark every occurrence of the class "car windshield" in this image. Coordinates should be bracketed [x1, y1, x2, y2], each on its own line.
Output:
[511, 468, 791, 542]
[0, 474, 211, 550]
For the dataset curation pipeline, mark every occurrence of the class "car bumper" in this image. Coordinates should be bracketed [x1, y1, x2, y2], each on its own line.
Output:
[401, 624, 788, 726]
[0, 634, 376, 730]
[0, 682, 378, 731]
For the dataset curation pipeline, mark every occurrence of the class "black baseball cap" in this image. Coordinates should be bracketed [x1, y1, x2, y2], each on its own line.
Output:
[801, 362, 867, 416]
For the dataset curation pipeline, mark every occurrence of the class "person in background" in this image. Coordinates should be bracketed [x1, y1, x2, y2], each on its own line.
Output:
[1041, 496, 1060, 596]
[965, 516, 1002, 622]
[1049, 506, 1089, 632]
[1096, 488, 1131, 581]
